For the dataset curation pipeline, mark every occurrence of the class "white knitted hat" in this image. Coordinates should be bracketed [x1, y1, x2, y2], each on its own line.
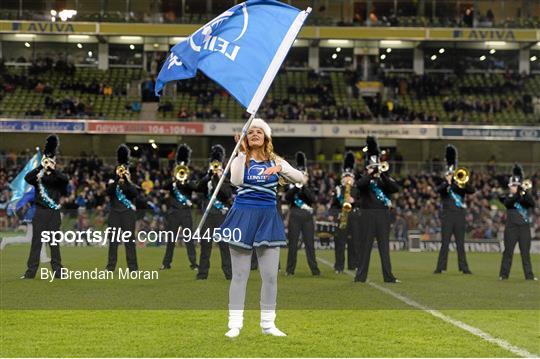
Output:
[249, 118, 272, 138]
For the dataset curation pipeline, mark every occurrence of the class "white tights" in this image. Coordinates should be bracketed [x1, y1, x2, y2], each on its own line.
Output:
[228, 246, 280, 311]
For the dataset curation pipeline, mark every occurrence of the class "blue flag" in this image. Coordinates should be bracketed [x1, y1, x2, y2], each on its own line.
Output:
[7, 151, 41, 216]
[155, 0, 311, 114]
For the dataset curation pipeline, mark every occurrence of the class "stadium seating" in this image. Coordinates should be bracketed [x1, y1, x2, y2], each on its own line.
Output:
[0, 66, 141, 120]
[1, 63, 538, 124]
[384, 73, 539, 125]
[157, 70, 369, 121]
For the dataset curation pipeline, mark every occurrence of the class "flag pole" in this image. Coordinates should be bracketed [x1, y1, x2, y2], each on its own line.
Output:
[193, 7, 312, 236]
[193, 113, 256, 238]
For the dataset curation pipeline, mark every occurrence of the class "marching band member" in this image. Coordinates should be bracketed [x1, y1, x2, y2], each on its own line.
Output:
[354, 137, 400, 283]
[499, 165, 536, 281]
[196, 145, 232, 280]
[106, 144, 139, 272]
[285, 151, 320, 276]
[434, 145, 474, 275]
[221, 118, 306, 338]
[332, 151, 358, 274]
[160, 144, 198, 270]
[21, 134, 68, 279]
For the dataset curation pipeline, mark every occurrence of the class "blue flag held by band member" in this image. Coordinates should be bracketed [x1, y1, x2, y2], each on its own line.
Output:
[155, 0, 311, 114]
[7, 151, 41, 216]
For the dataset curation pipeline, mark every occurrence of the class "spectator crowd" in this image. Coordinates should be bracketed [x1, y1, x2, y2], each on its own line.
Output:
[1, 150, 538, 243]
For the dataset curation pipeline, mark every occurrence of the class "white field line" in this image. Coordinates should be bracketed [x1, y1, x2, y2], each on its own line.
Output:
[316, 256, 538, 358]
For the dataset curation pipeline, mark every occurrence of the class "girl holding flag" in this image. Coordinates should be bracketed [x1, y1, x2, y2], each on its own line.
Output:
[152, 0, 311, 337]
[221, 118, 306, 338]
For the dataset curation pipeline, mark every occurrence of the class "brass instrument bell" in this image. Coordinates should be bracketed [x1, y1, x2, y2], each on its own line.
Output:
[174, 164, 190, 183]
[210, 160, 222, 174]
[116, 164, 129, 178]
[522, 179, 532, 191]
[453, 167, 470, 188]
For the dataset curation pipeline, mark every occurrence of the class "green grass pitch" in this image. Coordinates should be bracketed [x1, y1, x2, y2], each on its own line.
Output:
[1, 242, 539, 357]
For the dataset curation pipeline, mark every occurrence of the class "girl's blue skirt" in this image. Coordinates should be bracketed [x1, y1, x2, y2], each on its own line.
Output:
[219, 204, 287, 250]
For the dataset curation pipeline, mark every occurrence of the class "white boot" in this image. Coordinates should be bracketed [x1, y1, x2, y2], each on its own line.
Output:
[260, 310, 286, 336]
[225, 310, 243, 338]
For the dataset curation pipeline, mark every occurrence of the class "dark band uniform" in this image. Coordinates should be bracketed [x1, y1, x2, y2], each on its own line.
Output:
[499, 166, 536, 280]
[196, 170, 233, 279]
[435, 145, 473, 274]
[331, 183, 359, 272]
[160, 144, 198, 270]
[435, 180, 474, 273]
[285, 183, 321, 275]
[23, 140, 68, 279]
[160, 178, 198, 269]
[354, 172, 400, 282]
[106, 145, 139, 272]
[354, 136, 399, 283]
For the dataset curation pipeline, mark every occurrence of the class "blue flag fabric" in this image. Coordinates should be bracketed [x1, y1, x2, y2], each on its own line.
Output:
[155, 0, 311, 114]
[7, 151, 41, 216]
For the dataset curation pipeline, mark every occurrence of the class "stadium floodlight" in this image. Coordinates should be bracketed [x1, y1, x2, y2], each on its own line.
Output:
[170, 37, 186, 44]
[531, 56, 538, 62]
[58, 9, 77, 21]
[77, 43, 83, 49]
[68, 35, 89, 40]
[121, 36, 143, 42]
[88, 51, 93, 57]
[332, 53, 337, 59]
[537, 42, 540, 47]
[380, 54, 386, 60]
[129, 44, 135, 50]
[386, 48, 392, 53]
[380, 40, 402, 46]
[328, 39, 350, 45]
[489, 49, 496, 54]
[480, 55, 486, 61]
[439, 48, 445, 54]
[24, 42, 30, 48]
[431, 55, 437, 61]
[336, 47, 341, 52]
[133, 146, 139, 151]
[485, 41, 506, 47]
[50, 9, 57, 16]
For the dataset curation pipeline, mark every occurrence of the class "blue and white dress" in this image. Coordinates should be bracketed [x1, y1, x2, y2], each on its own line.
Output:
[220, 152, 305, 250]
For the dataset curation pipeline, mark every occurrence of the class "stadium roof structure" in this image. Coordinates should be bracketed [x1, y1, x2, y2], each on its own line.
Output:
[0, 20, 539, 42]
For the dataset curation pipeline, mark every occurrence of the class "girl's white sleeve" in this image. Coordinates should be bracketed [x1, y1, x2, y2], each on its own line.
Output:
[230, 152, 246, 186]
[279, 158, 307, 185]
